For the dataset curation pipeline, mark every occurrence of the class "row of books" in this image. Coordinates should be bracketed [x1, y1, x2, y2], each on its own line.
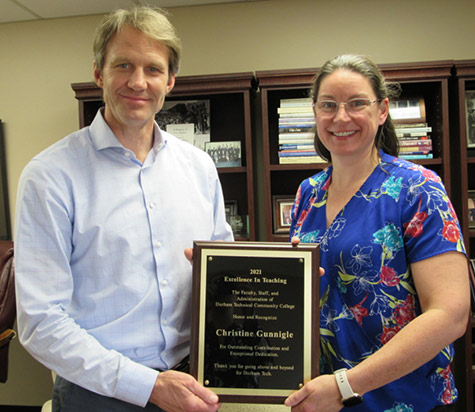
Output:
[390, 97, 433, 160]
[277, 96, 434, 162]
[278, 98, 325, 164]
[395, 123, 433, 160]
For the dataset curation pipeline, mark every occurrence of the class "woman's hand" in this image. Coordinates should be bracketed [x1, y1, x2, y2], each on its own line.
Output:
[291, 236, 325, 277]
[285, 374, 343, 412]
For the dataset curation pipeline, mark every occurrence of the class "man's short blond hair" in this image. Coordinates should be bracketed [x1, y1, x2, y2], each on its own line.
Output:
[93, 6, 181, 77]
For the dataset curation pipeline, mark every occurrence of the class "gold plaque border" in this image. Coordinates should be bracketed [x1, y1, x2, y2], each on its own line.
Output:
[190, 241, 320, 404]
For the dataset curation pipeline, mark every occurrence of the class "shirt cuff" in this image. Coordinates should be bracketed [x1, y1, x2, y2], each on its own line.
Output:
[115, 358, 159, 407]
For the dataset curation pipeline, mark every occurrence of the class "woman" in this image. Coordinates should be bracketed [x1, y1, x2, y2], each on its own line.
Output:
[284, 55, 469, 412]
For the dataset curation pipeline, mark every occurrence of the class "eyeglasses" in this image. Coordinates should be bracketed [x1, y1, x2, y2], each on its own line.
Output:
[315, 98, 379, 115]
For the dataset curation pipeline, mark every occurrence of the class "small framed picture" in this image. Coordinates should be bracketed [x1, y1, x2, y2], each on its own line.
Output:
[468, 190, 475, 228]
[272, 195, 295, 234]
[225, 200, 238, 220]
[465, 90, 475, 148]
[205, 141, 241, 168]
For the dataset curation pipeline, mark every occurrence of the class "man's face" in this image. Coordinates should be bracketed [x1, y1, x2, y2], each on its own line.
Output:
[94, 25, 175, 134]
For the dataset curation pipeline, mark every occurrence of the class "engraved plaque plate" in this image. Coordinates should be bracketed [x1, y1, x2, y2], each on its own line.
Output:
[190, 241, 319, 404]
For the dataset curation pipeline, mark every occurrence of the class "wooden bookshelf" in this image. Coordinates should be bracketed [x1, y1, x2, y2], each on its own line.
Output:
[452, 59, 475, 412]
[72, 72, 257, 240]
[256, 61, 453, 242]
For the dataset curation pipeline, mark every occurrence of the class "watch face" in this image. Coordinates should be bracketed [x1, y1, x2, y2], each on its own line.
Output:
[342, 394, 363, 407]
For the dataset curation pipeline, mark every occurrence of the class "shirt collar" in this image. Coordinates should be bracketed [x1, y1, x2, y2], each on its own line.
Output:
[89, 109, 167, 155]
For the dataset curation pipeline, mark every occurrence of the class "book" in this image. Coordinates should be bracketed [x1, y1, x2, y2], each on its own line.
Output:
[394, 122, 429, 128]
[279, 134, 314, 141]
[399, 150, 431, 155]
[278, 112, 315, 119]
[278, 139, 314, 145]
[277, 107, 314, 114]
[279, 116, 315, 123]
[278, 132, 314, 139]
[280, 97, 313, 107]
[279, 150, 318, 157]
[399, 143, 432, 152]
[279, 143, 315, 150]
[399, 153, 434, 159]
[279, 126, 314, 133]
[395, 126, 432, 134]
[279, 155, 326, 164]
[399, 138, 432, 147]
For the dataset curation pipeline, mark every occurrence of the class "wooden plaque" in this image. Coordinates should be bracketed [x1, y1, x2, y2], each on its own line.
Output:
[190, 241, 320, 404]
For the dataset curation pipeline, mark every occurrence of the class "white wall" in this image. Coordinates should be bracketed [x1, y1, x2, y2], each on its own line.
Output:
[0, 0, 474, 406]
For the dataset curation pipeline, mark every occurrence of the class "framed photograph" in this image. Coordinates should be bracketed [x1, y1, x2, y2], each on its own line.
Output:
[0, 120, 11, 240]
[468, 190, 475, 228]
[465, 90, 475, 148]
[205, 141, 241, 168]
[272, 195, 294, 234]
[155, 99, 211, 149]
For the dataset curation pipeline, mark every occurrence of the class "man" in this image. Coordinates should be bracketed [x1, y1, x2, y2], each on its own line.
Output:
[15, 6, 232, 412]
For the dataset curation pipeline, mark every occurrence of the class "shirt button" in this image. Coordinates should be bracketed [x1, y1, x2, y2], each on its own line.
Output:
[149, 202, 155, 209]
[124, 151, 131, 158]
[161, 280, 168, 286]
[162, 320, 168, 326]
[156, 241, 162, 248]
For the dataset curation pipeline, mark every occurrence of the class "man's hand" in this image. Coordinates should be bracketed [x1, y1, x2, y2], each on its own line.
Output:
[149, 370, 220, 412]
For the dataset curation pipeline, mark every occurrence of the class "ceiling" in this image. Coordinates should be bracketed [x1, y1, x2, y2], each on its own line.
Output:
[0, 0, 259, 24]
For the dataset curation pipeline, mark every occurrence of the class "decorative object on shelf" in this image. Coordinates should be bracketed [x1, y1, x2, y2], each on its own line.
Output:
[272, 195, 295, 234]
[155, 99, 210, 150]
[205, 141, 241, 168]
[228, 214, 249, 239]
[468, 190, 475, 228]
[224, 200, 238, 220]
[389, 97, 426, 124]
[465, 90, 475, 148]
[0, 120, 11, 240]
[224, 200, 248, 238]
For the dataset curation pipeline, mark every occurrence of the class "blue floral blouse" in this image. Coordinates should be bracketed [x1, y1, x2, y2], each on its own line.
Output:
[290, 150, 465, 412]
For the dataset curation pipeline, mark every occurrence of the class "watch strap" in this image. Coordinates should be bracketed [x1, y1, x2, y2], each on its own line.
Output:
[334, 368, 356, 399]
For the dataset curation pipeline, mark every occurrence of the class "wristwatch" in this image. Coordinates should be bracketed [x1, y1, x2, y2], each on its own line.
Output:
[334, 368, 363, 407]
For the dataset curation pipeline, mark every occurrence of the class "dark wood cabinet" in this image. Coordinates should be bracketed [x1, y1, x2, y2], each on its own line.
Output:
[71, 62, 474, 409]
[72, 72, 257, 240]
[451, 59, 475, 412]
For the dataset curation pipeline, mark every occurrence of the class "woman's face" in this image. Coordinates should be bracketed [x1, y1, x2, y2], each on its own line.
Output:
[314, 69, 389, 161]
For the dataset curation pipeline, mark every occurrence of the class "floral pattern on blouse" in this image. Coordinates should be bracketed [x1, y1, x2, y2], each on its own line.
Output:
[290, 150, 465, 411]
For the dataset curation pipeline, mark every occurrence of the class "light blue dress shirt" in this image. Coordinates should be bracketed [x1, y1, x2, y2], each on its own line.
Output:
[15, 110, 233, 407]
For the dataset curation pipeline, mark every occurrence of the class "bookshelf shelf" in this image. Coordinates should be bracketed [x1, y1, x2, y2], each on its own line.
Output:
[72, 72, 257, 241]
